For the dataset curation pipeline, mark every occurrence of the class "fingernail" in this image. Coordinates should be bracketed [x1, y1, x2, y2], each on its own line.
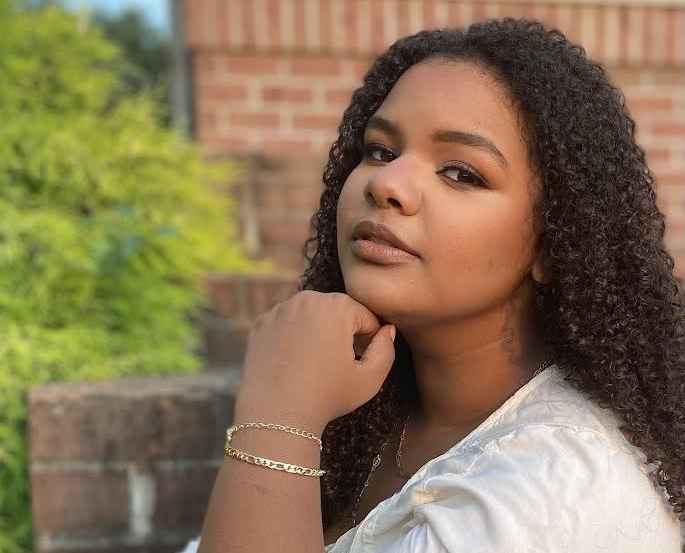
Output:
[390, 325, 396, 342]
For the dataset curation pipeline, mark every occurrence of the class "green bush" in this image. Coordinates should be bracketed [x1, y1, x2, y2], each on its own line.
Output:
[0, 3, 272, 551]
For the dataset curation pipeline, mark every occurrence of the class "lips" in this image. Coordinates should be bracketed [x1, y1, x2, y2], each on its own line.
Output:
[351, 220, 420, 257]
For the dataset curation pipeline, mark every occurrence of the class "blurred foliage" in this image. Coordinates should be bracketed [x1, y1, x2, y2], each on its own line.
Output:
[92, 7, 173, 125]
[0, 2, 271, 551]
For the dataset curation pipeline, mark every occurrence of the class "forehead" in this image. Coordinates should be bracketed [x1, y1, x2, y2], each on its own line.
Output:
[369, 59, 523, 150]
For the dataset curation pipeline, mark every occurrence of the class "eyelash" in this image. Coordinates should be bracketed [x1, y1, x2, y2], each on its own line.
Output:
[362, 143, 488, 188]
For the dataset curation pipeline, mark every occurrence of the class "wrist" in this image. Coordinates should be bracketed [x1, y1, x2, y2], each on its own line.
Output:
[233, 396, 328, 436]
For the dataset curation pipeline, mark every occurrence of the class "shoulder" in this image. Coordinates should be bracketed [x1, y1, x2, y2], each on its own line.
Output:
[413, 423, 681, 552]
[355, 423, 682, 553]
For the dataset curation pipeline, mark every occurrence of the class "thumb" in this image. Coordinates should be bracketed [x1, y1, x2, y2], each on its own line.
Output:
[358, 324, 396, 376]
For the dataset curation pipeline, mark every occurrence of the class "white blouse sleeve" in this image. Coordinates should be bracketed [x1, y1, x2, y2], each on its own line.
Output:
[366, 424, 681, 553]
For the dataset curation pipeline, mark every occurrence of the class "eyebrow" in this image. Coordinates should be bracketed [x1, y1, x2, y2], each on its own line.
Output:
[364, 115, 509, 170]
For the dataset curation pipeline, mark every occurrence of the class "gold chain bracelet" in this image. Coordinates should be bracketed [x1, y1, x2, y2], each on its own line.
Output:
[224, 422, 326, 478]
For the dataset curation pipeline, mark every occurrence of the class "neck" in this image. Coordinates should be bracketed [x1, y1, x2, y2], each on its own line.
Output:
[398, 283, 547, 433]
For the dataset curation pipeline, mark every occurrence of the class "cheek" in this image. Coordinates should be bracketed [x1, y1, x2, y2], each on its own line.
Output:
[337, 170, 366, 228]
[425, 207, 533, 310]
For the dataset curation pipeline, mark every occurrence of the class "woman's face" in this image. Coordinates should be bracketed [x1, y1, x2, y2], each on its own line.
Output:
[336, 59, 542, 331]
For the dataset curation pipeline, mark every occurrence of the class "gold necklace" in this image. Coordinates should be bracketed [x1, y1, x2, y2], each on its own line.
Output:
[349, 418, 408, 527]
[348, 358, 552, 527]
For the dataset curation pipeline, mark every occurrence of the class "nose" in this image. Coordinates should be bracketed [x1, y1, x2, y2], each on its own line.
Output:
[363, 156, 421, 214]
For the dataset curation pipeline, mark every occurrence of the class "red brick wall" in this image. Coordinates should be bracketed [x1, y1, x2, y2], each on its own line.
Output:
[186, 0, 685, 279]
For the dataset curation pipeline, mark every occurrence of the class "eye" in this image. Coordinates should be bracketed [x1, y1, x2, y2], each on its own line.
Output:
[362, 143, 488, 188]
[363, 143, 395, 163]
[438, 164, 487, 188]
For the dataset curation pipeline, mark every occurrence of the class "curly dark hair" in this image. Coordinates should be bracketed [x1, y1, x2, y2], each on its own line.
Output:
[296, 17, 685, 543]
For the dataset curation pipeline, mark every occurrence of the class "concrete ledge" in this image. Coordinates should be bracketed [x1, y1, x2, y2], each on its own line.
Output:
[29, 371, 241, 553]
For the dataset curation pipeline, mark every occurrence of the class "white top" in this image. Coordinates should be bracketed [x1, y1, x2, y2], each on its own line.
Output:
[178, 363, 683, 553]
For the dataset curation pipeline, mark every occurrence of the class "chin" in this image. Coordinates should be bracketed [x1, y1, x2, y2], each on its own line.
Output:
[342, 281, 409, 325]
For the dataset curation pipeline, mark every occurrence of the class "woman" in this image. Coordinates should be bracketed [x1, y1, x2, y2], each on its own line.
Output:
[182, 18, 684, 553]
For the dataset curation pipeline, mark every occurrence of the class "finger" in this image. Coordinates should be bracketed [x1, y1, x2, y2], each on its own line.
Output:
[347, 298, 383, 337]
[357, 324, 396, 377]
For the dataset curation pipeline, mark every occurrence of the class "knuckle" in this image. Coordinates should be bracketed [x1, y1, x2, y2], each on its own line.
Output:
[329, 292, 350, 306]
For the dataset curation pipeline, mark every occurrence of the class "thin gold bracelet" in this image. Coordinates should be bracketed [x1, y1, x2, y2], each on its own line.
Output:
[224, 422, 326, 478]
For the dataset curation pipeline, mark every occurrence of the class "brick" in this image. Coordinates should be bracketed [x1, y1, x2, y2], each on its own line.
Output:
[667, 223, 685, 246]
[240, 0, 256, 46]
[422, 0, 437, 29]
[314, 131, 338, 153]
[496, 3, 521, 21]
[645, 148, 671, 163]
[304, 0, 322, 49]
[290, 0, 304, 49]
[330, 0, 346, 51]
[434, 0, 449, 27]
[407, 0, 423, 32]
[343, 0, 358, 52]
[255, 180, 286, 212]
[398, 0, 410, 36]
[673, 9, 685, 65]
[257, 182, 319, 215]
[200, 313, 252, 368]
[292, 113, 341, 130]
[626, 7, 645, 65]
[320, 0, 333, 51]
[483, 2, 500, 20]
[31, 469, 128, 537]
[253, 0, 271, 50]
[626, 97, 674, 113]
[602, 6, 620, 65]
[214, 0, 228, 47]
[656, 174, 685, 188]
[183, 0, 201, 47]
[199, 84, 248, 103]
[346, 58, 373, 81]
[225, 0, 244, 48]
[223, 55, 280, 75]
[193, 52, 218, 80]
[653, 124, 685, 137]
[153, 465, 219, 530]
[262, 86, 313, 103]
[471, 2, 487, 24]
[202, 0, 219, 47]
[261, 243, 308, 273]
[265, 0, 281, 48]
[369, 0, 385, 53]
[229, 112, 280, 128]
[204, 275, 247, 319]
[531, 3, 554, 29]
[645, 8, 669, 65]
[356, 0, 372, 54]
[28, 374, 238, 462]
[246, 276, 300, 317]
[259, 216, 311, 249]
[287, 56, 342, 76]
[262, 137, 314, 155]
[201, 136, 251, 155]
[325, 86, 355, 106]
[579, 6, 599, 60]
[196, 111, 216, 133]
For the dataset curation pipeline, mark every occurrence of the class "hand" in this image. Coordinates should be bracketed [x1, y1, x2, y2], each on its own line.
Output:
[234, 291, 397, 432]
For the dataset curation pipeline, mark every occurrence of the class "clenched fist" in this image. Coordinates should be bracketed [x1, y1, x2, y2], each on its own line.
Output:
[234, 291, 397, 432]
